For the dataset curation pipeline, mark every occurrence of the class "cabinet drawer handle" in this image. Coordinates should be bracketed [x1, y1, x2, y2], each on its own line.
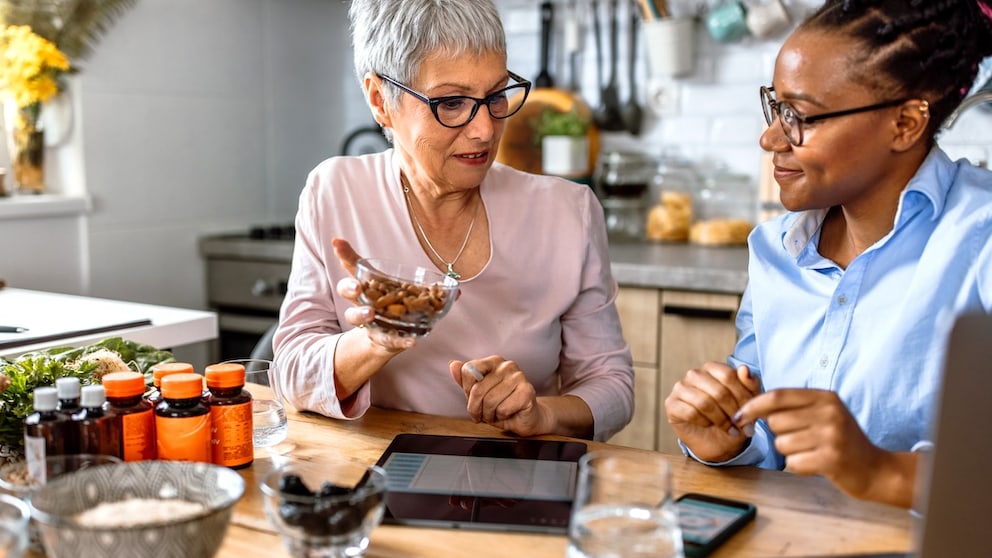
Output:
[662, 305, 735, 320]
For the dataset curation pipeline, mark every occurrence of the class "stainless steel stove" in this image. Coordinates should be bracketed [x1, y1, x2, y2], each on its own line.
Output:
[199, 225, 296, 362]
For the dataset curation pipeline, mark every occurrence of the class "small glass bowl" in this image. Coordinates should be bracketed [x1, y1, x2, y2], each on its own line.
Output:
[260, 459, 388, 558]
[355, 258, 459, 338]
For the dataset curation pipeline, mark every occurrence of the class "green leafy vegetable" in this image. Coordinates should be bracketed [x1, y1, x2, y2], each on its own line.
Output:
[0, 337, 175, 455]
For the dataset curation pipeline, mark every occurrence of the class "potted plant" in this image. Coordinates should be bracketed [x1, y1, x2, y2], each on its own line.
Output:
[532, 107, 591, 179]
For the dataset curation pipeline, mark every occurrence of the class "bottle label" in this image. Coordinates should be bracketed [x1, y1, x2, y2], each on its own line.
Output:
[155, 414, 211, 463]
[121, 409, 157, 461]
[210, 402, 254, 467]
[24, 434, 47, 484]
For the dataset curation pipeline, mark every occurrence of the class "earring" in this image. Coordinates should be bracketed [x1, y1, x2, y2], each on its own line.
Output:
[919, 100, 930, 119]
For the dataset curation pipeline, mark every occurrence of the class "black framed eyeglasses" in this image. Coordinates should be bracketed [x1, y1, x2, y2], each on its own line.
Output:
[377, 71, 531, 128]
[760, 86, 908, 146]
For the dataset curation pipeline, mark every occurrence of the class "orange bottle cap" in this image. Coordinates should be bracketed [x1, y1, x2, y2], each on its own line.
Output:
[160, 373, 205, 399]
[151, 362, 195, 386]
[204, 363, 246, 389]
[102, 371, 147, 398]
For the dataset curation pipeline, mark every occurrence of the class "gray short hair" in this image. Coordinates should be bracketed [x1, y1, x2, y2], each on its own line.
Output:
[348, 0, 507, 108]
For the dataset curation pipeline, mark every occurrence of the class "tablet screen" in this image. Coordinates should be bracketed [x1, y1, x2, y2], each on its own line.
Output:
[374, 433, 588, 534]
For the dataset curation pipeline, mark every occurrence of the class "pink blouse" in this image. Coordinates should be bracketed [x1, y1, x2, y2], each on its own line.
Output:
[272, 149, 634, 440]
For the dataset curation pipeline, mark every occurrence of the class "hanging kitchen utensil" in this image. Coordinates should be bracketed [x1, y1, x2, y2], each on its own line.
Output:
[535, 1, 555, 89]
[564, 0, 582, 93]
[594, 0, 626, 131]
[621, 2, 644, 135]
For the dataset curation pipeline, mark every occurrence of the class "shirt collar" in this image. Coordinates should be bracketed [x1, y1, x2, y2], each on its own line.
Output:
[779, 146, 958, 259]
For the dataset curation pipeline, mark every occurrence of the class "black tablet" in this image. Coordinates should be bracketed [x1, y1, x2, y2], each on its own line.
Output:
[374, 433, 587, 534]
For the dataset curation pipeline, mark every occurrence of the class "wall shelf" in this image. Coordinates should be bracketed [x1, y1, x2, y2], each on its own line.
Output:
[0, 194, 90, 221]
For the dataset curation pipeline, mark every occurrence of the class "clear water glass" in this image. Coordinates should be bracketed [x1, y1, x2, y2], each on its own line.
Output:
[0, 493, 30, 558]
[226, 358, 289, 448]
[568, 450, 684, 558]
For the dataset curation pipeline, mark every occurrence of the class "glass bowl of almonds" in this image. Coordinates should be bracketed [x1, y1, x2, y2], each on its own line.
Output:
[355, 258, 459, 338]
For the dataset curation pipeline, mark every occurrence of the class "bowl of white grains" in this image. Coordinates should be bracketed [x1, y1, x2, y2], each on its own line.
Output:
[27, 460, 245, 558]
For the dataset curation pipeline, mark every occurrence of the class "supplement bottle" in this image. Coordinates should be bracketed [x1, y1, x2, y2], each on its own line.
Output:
[102, 371, 157, 461]
[24, 387, 67, 483]
[73, 384, 123, 459]
[54, 376, 82, 454]
[146, 362, 195, 406]
[204, 363, 253, 469]
[155, 373, 211, 463]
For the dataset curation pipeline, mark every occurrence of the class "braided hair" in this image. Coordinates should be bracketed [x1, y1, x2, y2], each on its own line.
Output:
[801, 0, 992, 138]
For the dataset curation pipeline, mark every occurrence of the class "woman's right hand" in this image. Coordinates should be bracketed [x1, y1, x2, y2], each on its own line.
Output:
[332, 237, 414, 351]
[664, 361, 762, 463]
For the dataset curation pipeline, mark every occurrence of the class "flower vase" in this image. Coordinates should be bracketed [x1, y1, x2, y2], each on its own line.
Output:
[3, 101, 46, 194]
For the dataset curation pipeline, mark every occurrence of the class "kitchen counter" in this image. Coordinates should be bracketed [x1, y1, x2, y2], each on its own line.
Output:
[200, 233, 750, 295]
[609, 240, 749, 294]
[0, 288, 217, 357]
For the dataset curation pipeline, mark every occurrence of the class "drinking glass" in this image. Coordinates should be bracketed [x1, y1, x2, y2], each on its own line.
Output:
[568, 450, 684, 558]
[0, 493, 29, 557]
[225, 358, 289, 448]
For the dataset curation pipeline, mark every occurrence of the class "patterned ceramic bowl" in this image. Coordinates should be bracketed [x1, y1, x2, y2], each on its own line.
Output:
[28, 460, 245, 558]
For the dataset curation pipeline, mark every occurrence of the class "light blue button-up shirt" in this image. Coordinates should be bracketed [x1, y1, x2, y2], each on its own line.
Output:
[701, 147, 992, 470]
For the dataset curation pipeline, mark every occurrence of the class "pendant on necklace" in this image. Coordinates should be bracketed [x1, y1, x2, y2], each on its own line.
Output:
[445, 264, 461, 280]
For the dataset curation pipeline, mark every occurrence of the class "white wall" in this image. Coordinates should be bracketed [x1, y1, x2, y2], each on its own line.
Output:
[77, 0, 365, 310]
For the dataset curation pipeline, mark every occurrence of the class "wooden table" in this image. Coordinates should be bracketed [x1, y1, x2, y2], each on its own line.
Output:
[219, 387, 913, 558]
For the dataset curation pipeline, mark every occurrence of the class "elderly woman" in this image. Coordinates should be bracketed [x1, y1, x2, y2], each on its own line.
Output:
[665, 0, 992, 508]
[272, 0, 634, 441]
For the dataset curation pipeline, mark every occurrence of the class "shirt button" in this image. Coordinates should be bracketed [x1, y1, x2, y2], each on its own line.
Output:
[820, 355, 829, 367]
[838, 294, 848, 305]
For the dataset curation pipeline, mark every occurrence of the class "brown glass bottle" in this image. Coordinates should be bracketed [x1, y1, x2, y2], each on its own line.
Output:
[73, 384, 123, 459]
[54, 376, 82, 454]
[155, 373, 211, 463]
[24, 387, 68, 483]
[102, 371, 156, 461]
[204, 363, 253, 469]
[146, 362, 195, 406]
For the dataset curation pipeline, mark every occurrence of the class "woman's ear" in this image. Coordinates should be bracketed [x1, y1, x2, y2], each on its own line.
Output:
[363, 72, 393, 129]
[891, 99, 931, 152]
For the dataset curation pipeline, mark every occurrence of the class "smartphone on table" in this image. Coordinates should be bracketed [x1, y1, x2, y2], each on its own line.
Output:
[675, 492, 757, 557]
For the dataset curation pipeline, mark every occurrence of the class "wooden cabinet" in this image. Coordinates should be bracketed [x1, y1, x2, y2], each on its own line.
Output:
[609, 287, 740, 455]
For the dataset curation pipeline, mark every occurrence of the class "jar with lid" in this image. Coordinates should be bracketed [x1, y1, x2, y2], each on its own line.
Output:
[646, 150, 700, 243]
[594, 151, 657, 241]
[24, 387, 67, 482]
[146, 361, 195, 406]
[691, 167, 757, 246]
[593, 151, 657, 199]
[155, 373, 211, 463]
[102, 371, 156, 461]
[204, 362, 253, 469]
[73, 384, 122, 459]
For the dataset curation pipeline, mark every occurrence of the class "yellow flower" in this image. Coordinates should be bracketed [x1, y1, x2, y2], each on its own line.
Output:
[0, 25, 70, 123]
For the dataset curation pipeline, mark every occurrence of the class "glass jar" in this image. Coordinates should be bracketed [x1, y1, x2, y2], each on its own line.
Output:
[594, 151, 657, 200]
[601, 197, 647, 241]
[696, 168, 757, 223]
[690, 167, 758, 246]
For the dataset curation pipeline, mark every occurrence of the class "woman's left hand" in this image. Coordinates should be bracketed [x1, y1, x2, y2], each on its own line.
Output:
[448, 356, 552, 437]
[733, 388, 916, 506]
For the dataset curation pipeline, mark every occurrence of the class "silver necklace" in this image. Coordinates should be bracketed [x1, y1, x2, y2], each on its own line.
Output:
[403, 182, 480, 280]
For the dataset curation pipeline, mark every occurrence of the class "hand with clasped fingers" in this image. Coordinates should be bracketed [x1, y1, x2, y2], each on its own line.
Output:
[664, 361, 763, 463]
[448, 357, 594, 439]
[732, 388, 919, 508]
